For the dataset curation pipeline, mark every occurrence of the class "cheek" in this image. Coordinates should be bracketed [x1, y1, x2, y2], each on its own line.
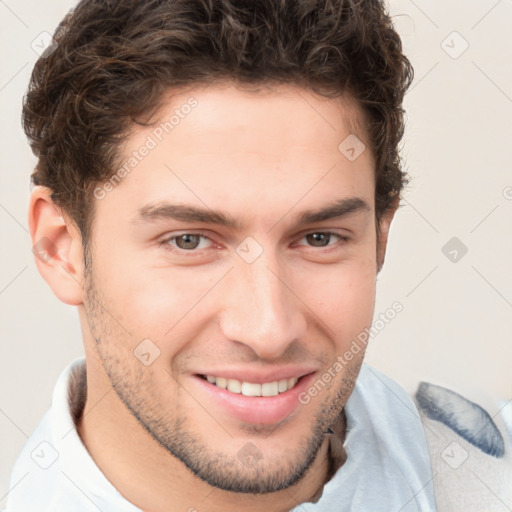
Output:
[94, 249, 226, 339]
[295, 257, 376, 346]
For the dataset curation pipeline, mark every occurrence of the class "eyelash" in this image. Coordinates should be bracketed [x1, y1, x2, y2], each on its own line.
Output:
[159, 231, 350, 255]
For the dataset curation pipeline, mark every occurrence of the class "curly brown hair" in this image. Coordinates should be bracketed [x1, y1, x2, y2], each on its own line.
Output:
[23, 0, 413, 249]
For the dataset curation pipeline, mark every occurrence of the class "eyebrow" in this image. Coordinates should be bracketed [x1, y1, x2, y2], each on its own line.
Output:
[133, 197, 371, 230]
[297, 197, 370, 224]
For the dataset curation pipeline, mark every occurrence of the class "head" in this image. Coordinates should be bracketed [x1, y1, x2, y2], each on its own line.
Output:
[27, 0, 412, 496]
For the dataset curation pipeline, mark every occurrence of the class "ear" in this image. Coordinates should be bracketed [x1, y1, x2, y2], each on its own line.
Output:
[376, 196, 399, 273]
[28, 186, 86, 306]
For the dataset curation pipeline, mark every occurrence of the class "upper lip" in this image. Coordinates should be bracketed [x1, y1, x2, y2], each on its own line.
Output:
[194, 366, 317, 384]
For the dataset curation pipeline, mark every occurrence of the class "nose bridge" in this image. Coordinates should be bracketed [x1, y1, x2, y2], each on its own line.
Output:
[219, 250, 305, 359]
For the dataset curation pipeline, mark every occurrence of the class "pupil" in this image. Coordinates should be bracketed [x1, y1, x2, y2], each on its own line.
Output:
[307, 233, 330, 247]
[177, 234, 200, 249]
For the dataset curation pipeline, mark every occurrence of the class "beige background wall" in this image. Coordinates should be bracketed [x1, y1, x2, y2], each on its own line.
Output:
[1, 0, 511, 503]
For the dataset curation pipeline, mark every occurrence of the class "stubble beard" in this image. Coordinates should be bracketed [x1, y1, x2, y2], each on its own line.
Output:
[83, 264, 361, 494]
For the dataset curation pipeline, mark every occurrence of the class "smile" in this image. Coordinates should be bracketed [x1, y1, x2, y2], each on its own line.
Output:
[200, 375, 299, 396]
[193, 371, 316, 424]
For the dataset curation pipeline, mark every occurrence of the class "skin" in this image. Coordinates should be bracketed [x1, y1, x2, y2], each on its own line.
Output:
[29, 83, 396, 512]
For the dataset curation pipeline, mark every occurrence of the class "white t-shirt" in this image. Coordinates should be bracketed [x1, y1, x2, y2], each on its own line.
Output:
[4, 359, 437, 511]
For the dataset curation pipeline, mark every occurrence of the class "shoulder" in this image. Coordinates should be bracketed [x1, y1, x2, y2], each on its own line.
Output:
[354, 363, 423, 422]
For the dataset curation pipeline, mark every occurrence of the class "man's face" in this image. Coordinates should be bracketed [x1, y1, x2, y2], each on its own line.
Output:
[82, 84, 382, 493]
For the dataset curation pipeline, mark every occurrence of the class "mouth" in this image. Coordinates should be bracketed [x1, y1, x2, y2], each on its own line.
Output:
[197, 374, 300, 397]
[192, 371, 316, 425]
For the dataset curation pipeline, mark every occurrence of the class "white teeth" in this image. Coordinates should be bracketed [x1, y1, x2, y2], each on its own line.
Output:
[204, 375, 299, 396]
[216, 377, 227, 389]
[288, 377, 298, 388]
[242, 382, 261, 397]
[261, 381, 279, 397]
[278, 379, 288, 393]
[227, 379, 242, 393]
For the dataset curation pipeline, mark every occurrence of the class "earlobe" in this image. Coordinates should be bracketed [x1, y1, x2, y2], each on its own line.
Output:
[28, 186, 85, 306]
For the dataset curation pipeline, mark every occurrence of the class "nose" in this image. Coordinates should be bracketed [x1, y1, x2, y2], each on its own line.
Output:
[218, 250, 307, 360]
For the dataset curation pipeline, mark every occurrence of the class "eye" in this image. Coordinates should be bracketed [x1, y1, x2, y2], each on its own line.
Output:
[298, 232, 348, 248]
[162, 233, 213, 251]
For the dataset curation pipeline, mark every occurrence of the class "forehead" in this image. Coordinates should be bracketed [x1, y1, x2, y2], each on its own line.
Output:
[94, 83, 375, 229]
[148, 82, 370, 159]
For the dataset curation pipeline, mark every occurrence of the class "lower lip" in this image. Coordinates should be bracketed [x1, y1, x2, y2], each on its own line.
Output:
[191, 373, 316, 425]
